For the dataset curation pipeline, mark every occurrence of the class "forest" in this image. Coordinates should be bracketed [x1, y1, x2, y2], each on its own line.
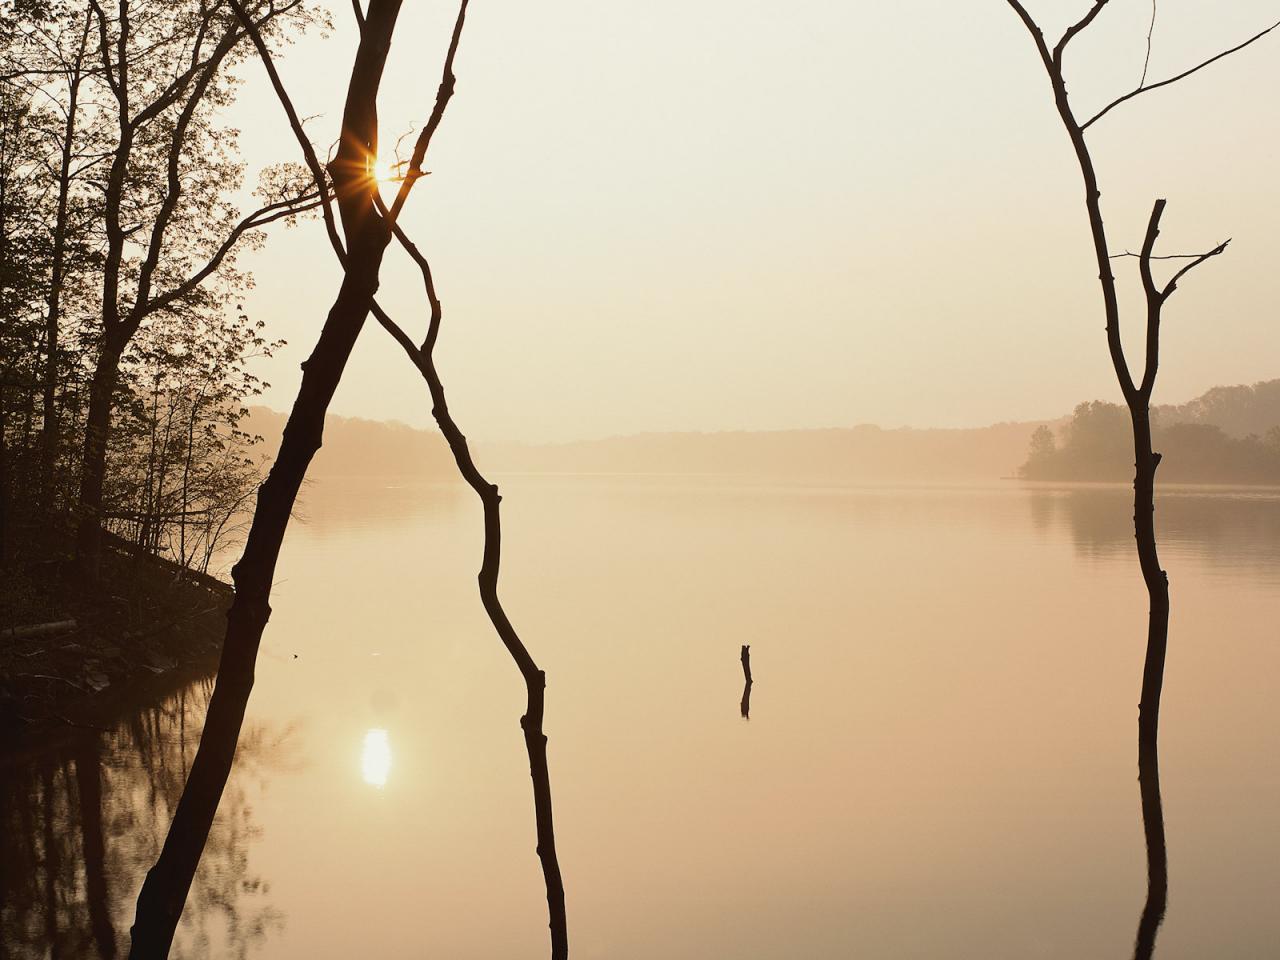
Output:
[0, 0, 310, 585]
[1022, 380, 1280, 483]
[3, 1, 1280, 959]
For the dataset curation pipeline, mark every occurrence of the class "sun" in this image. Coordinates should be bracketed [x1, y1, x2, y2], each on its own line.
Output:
[372, 155, 396, 183]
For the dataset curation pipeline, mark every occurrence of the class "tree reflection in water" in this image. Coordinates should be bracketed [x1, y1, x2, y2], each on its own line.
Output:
[0, 676, 299, 959]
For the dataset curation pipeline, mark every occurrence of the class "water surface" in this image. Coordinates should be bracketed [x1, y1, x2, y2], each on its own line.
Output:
[4, 478, 1279, 958]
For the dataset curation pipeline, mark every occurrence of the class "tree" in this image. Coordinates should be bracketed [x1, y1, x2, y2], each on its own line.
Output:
[70, 0, 321, 578]
[1000, 3, 1277, 954]
[1021, 423, 1057, 476]
[128, 3, 472, 954]
[231, 2, 571, 953]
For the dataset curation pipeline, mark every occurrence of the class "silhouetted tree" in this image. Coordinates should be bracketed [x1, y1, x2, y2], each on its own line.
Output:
[1023, 398, 1280, 483]
[233, 2, 572, 953]
[1002, 2, 1277, 951]
[1002, 0, 1274, 747]
[68, 0, 321, 578]
[128, 3, 471, 955]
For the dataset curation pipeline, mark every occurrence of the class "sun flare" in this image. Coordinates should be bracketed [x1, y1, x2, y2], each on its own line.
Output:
[361, 728, 392, 789]
[372, 156, 396, 183]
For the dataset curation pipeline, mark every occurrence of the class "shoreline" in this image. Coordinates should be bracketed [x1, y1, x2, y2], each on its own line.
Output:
[0, 531, 231, 739]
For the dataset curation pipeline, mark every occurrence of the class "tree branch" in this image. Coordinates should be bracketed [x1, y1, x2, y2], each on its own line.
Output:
[142, 191, 322, 318]
[1163, 238, 1229, 296]
[1084, 17, 1280, 129]
[227, 0, 345, 263]
[1134, 199, 1230, 395]
[1054, 0, 1112, 65]
[383, 0, 469, 228]
[1002, 1, 1056, 76]
[369, 219, 570, 959]
[1140, 0, 1157, 87]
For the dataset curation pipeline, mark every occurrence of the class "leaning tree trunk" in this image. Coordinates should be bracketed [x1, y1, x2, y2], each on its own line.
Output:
[127, 227, 390, 959]
[370, 219, 569, 957]
[128, 3, 405, 955]
[227, 2, 568, 952]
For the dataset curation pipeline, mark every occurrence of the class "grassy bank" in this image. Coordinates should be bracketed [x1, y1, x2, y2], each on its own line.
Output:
[0, 530, 230, 734]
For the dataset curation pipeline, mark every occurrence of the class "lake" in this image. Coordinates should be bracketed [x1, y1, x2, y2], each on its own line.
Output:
[4, 477, 1279, 958]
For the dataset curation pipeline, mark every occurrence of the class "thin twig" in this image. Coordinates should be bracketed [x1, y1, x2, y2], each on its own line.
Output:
[1085, 17, 1280, 129]
[1111, 251, 1216, 260]
[384, 0, 469, 228]
[1140, 0, 1157, 87]
[1163, 239, 1229, 295]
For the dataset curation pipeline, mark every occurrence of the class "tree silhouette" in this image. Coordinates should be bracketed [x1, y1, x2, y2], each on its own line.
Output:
[1001, 2, 1277, 952]
[126, 2, 449, 954]
[68, 0, 322, 579]
[232, 2, 572, 953]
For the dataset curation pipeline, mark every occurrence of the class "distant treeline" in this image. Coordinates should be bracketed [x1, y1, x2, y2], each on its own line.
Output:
[481, 422, 1042, 481]
[245, 407, 454, 478]
[247, 379, 1280, 486]
[1022, 380, 1280, 484]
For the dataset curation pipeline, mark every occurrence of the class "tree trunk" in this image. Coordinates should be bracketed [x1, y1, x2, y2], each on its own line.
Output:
[40, 53, 86, 511]
[127, 239, 387, 957]
[76, 335, 127, 578]
[0, 385, 8, 565]
[372, 218, 569, 956]
[1129, 411, 1169, 753]
[128, 6, 403, 948]
[1132, 736, 1167, 960]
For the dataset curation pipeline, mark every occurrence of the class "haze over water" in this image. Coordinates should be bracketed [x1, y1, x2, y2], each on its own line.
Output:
[5, 475, 1279, 958]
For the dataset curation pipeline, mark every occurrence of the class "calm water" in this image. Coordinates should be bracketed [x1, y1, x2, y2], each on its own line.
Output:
[4, 478, 1280, 958]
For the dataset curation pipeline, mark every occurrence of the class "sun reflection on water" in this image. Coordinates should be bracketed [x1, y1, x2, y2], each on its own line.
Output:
[361, 728, 392, 789]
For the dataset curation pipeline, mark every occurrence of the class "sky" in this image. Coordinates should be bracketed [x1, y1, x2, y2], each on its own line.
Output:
[225, 0, 1280, 442]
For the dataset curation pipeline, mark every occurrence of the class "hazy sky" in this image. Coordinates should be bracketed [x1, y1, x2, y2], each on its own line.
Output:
[226, 0, 1280, 441]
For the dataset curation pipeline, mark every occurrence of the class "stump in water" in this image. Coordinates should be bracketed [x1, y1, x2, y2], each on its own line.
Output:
[740, 645, 753, 719]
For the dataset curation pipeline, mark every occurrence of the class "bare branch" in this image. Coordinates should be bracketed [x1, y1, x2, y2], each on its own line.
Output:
[1084, 17, 1280, 129]
[351, 0, 365, 31]
[371, 219, 569, 958]
[1110, 251, 1210, 260]
[1164, 239, 1229, 296]
[1002, 1, 1056, 75]
[135, 26, 242, 312]
[1138, 199, 1166, 305]
[1140, 0, 1157, 87]
[227, 0, 345, 262]
[87, 0, 120, 100]
[1132, 199, 1230, 395]
[383, 0, 469, 228]
[142, 191, 323, 318]
[1054, 0, 1112, 64]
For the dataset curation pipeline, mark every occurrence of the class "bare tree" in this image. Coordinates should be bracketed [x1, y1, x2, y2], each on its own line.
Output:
[128, 2, 472, 955]
[1000, 3, 1277, 954]
[231, 2, 571, 953]
[999, 0, 1277, 753]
